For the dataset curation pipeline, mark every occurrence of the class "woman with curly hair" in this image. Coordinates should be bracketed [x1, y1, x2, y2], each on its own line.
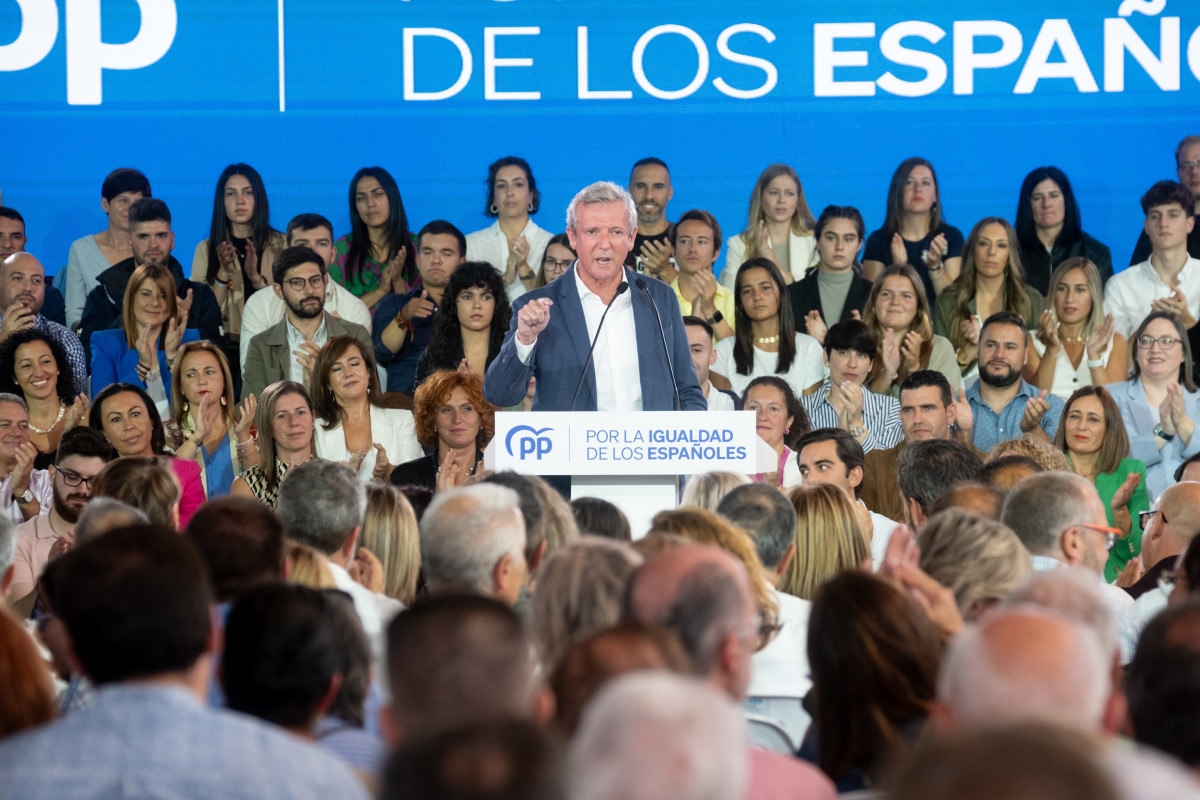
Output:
[390, 370, 495, 491]
[0, 330, 88, 469]
[415, 261, 512, 387]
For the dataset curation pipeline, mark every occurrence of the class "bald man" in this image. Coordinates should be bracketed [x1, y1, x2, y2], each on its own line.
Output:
[626, 545, 837, 800]
[0, 253, 87, 395]
[1128, 482, 1200, 628]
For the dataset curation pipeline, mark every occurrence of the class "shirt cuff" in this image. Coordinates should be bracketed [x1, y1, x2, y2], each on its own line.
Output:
[515, 337, 536, 365]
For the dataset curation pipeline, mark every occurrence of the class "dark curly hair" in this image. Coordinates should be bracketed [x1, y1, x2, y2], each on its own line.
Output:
[744, 375, 810, 450]
[0, 329, 77, 405]
[412, 370, 495, 451]
[420, 262, 512, 381]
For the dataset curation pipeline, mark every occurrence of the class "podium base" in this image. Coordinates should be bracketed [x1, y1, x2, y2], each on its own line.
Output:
[570, 474, 680, 541]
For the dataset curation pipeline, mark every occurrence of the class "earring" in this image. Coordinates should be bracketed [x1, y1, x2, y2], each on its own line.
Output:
[182, 401, 189, 415]
[527, 202, 534, 213]
[490, 203, 499, 215]
[219, 396, 227, 407]
[785, 427, 790, 434]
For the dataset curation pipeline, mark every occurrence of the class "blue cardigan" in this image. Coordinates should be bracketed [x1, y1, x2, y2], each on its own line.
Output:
[1109, 378, 1200, 502]
[90, 328, 200, 399]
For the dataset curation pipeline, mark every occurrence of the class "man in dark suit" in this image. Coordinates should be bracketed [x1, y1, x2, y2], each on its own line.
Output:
[484, 182, 704, 412]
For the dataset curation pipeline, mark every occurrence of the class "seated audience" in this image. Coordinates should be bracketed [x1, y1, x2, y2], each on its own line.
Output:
[680, 470, 750, 512]
[988, 434, 1071, 471]
[862, 157, 964, 304]
[979, 453, 1044, 492]
[1128, 135, 1200, 265]
[330, 167, 418, 308]
[90, 262, 199, 400]
[961, 311, 1064, 452]
[0, 252, 87, 396]
[1029, 257, 1127, 398]
[863, 264, 962, 397]
[0, 527, 370, 799]
[241, 245, 371, 402]
[569, 496, 632, 542]
[171, 340, 258, 498]
[535, 233, 574, 287]
[466, 156, 552, 303]
[0, 608, 54, 740]
[415, 261, 512, 386]
[241, 213, 372, 369]
[530, 537, 642, 671]
[711, 258, 826, 398]
[79, 198, 222, 356]
[311, 335, 420, 483]
[1109, 310, 1200, 500]
[360, 484, 420, 605]
[0, 329, 88, 469]
[1125, 600, 1200, 775]
[319, 591, 385, 780]
[374, 220, 466, 395]
[741, 376, 809, 489]
[89, 383, 205, 526]
[787, 205, 873, 344]
[670, 209, 734, 340]
[800, 571, 941, 793]
[897, 438, 985, 530]
[684, 317, 740, 410]
[722, 163, 818, 286]
[1015, 166, 1114, 293]
[1125, 481, 1200, 626]
[917, 508, 1032, 621]
[231, 380, 315, 509]
[483, 471, 579, 577]
[934, 217, 1043, 378]
[925, 482, 1004, 519]
[780, 483, 869, 600]
[63, 168, 150, 331]
[0, 393, 51, 523]
[92, 456, 181, 530]
[1055, 386, 1149, 582]
[1107, 180, 1199, 339]
[183, 496, 285, 604]
[390, 370, 491, 491]
[72, 497, 147, 544]
[800, 320, 903, 453]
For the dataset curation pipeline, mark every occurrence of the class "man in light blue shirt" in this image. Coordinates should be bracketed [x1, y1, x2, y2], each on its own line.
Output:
[961, 310, 1065, 453]
[0, 526, 369, 800]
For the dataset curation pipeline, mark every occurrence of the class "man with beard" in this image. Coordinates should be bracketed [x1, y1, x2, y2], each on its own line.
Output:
[625, 158, 676, 282]
[960, 311, 1064, 452]
[0, 252, 88, 395]
[241, 246, 370, 401]
[6, 427, 113, 612]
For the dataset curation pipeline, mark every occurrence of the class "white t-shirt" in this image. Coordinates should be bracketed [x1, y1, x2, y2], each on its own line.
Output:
[705, 386, 736, 411]
[712, 333, 827, 399]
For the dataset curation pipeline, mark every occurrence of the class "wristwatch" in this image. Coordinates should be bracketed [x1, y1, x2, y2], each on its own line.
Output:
[1153, 423, 1175, 442]
[848, 424, 867, 439]
[16, 488, 33, 504]
[393, 312, 409, 331]
[705, 310, 724, 326]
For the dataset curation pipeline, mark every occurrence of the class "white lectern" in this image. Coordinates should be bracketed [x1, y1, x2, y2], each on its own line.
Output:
[485, 411, 777, 538]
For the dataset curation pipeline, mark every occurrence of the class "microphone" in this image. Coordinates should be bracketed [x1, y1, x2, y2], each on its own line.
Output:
[569, 281, 630, 411]
[635, 278, 681, 411]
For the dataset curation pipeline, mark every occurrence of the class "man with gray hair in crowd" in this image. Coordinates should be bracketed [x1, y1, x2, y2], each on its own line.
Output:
[277, 460, 401, 657]
[419, 483, 528, 607]
[1001, 472, 1138, 662]
[897, 438, 984, 531]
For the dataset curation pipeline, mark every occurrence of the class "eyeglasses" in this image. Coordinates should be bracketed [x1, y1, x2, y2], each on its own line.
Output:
[1180, 161, 1200, 171]
[1137, 334, 1181, 350]
[284, 275, 326, 292]
[56, 469, 96, 489]
[1139, 508, 1167, 530]
[542, 256, 573, 272]
[1079, 522, 1122, 551]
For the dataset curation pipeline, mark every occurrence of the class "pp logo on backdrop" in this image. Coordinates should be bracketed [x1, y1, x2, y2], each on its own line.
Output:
[505, 426, 553, 460]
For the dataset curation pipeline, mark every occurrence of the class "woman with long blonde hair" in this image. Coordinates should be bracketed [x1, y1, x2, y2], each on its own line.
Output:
[721, 164, 818, 287]
[781, 483, 869, 600]
[360, 484, 421, 605]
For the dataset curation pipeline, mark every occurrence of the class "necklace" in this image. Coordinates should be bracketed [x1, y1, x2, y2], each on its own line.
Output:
[753, 335, 780, 345]
[1060, 329, 1086, 344]
[29, 401, 65, 435]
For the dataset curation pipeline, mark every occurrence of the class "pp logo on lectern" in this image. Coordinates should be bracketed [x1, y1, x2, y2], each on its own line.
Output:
[505, 426, 554, 460]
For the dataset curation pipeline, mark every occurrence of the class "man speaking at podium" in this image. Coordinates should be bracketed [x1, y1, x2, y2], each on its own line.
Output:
[484, 181, 705, 412]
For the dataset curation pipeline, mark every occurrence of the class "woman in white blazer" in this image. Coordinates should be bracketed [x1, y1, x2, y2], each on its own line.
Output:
[720, 164, 818, 289]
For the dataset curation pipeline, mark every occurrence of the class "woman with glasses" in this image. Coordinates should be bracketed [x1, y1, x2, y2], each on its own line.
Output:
[1110, 311, 1200, 501]
[1054, 386, 1149, 582]
[535, 234, 575, 288]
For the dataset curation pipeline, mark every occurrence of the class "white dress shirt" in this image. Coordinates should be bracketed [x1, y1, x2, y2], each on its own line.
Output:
[285, 317, 328, 386]
[705, 385, 736, 411]
[1105, 256, 1200, 339]
[240, 281, 372, 367]
[0, 469, 52, 525]
[712, 333, 827, 399]
[1031, 334, 1114, 401]
[517, 269, 642, 412]
[466, 219, 553, 304]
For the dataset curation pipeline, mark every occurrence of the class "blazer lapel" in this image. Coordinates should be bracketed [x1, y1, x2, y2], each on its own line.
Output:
[1127, 381, 1156, 433]
[555, 267, 596, 408]
[630, 269, 666, 410]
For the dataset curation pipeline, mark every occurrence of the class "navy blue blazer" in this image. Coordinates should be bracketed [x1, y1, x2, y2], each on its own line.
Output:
[483, 265, 706, 411]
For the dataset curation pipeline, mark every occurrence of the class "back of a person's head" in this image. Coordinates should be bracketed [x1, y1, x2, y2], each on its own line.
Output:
[680, 471, 751, 513]
[286, 541, 336, 589]
[980, 453, 1044, 492]
[781, 482, 868, 600]
[988, 436, 1071, 473]
[1002, 568, 1119, 661]
[42, 525, 210, 684]
[570, 497, 632, 542]
[222, 583, 340, 731]
[897, 439, 985, 511]
[1125, 599, 1200, 769]
[73, 497, 149, 545]
[715, 482, 796, 572]
[184, 496, 284, 602]
[361, 484, 421, 605]
[386, 594, 535, 744]
[482, 472, 546, 562]
[420, 484, 525, 595]
[549, 622, 691, 736]
[938, 606, 1109, 732]
[531, 537, 643, 671]
[382, 720, 565, 800]
[807, 570, 941, 781]
[0, 609, 54, 740]
[277, 460, 365, 556]
[1001, 472, 1095, 557]
[91, 456, 180, 529]
[482, 472, 578, 564]
[324, 590, 372, 728]
[925, 483, 1004, 520]
[888, 722, 1118, 800]
[568, 672, 746, 800]
[918, 509, 1032, 620]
